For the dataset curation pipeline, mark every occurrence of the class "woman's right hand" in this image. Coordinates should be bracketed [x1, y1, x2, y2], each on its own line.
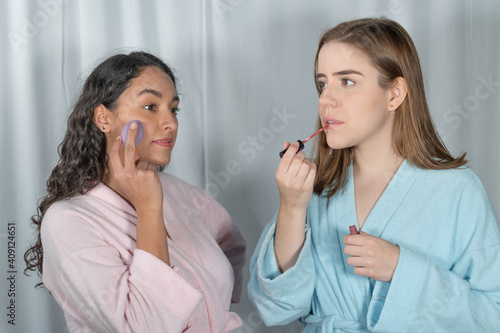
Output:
[274, 141, 316, 272]
[276, 141, 316, 214]
[109, 122, 163, 212]
[109, 121, 170, 264]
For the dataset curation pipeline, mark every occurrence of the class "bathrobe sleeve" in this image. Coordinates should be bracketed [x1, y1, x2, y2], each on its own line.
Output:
[248, 212, 316, 326]
[42, 205, 204, 333]
[368, 175, 500, 333]
[191, 188, 246, 303]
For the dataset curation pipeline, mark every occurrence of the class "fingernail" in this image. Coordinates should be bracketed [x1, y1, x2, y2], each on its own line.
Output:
[130, 122, 137, 129]
[115, 136, 121, 141]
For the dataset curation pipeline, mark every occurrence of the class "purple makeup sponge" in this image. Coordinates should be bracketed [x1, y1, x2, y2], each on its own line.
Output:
[121, 120, 144, 146]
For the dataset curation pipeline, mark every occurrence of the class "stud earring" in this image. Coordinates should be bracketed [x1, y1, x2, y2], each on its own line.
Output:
[101, 126, 105, 131]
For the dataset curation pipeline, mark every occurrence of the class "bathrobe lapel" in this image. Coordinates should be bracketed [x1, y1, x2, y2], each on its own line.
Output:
[333, 160, 421, 318]
[361, 160, 421, 239]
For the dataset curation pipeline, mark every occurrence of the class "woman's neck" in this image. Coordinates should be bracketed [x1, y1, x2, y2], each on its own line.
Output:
[353, 143, 404, 180]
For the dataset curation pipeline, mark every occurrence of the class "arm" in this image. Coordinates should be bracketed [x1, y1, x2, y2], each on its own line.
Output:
[248, 216, 316, 326]
[367, 179, 500, 332]
[42, 209, 203, 332]
[110, 124, 170, 265]
[274, 141, 316, 271]
[369, 243, 500, 332]
[247, 142, 317, 326]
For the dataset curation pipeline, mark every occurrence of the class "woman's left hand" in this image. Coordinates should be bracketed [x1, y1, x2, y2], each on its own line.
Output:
[343, 232, 400, 282]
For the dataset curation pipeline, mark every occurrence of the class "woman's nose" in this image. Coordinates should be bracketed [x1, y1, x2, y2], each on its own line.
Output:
[319, 87, 339, 108]
[159, 110, 178, 131]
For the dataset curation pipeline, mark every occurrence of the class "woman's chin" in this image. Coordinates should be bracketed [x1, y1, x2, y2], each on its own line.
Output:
[326, 138, 347, 150]
[155, 158, 171, 167]
[138, 155, 171, 168]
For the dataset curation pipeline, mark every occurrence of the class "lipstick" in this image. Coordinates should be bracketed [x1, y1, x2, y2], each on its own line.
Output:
[349, 225, 359, 235]
[279, 125, 327, 158]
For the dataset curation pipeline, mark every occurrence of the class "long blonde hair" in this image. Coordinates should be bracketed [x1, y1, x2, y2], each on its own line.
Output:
[313, 18, 467, 198]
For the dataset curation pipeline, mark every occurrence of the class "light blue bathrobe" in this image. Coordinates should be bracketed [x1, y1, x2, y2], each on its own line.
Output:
[248, 161, 500, 332]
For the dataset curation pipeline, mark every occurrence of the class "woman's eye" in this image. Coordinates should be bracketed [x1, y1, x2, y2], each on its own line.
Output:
[341, 78, 355, 86]
[144, 104, 157, 111]
[318, 81, 327, 91]
[170, 107, 180, 114]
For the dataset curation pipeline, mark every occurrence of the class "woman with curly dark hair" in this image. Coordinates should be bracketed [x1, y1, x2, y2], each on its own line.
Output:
[25, 51, 245, 332]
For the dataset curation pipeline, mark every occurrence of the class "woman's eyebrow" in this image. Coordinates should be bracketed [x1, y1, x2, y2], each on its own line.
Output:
[137, 89, 180, 105]
[332, 70, 364, 76]
[137, 88, 162, 98]
[316, 70, 364, 79]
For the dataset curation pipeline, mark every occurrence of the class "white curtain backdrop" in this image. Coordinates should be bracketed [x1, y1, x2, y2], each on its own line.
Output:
[1, 0, 499, 332]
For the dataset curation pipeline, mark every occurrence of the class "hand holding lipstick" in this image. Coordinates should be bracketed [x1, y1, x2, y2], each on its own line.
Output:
[274, 141, 316, 272]
[276, 141, 317, 212]
[343, 232, 400, 282]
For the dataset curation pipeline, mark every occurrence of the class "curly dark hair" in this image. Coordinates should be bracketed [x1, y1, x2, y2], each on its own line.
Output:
[24, 51, 177, 286]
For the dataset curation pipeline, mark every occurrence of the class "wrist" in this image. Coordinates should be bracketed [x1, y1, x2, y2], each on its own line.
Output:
[136, 207, 163, 223]
[278, 203, 307, 220]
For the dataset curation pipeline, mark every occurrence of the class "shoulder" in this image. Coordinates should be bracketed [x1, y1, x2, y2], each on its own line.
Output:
[416, 166, 499, 243]
[158, 172, 194, 189]
[42, 195, 106, 254]
[407, 165, 493, 217]
[415, 165, 487, 197]
[158, 172, 220, 210]
[42, 192, 106, 234]
[44, 195, 88, 227]
[158, 172, 196, 200]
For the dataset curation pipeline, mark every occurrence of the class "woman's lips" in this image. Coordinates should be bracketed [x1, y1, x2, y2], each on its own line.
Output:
[323, 118, 344, 128]
[153, 138, 173, 147]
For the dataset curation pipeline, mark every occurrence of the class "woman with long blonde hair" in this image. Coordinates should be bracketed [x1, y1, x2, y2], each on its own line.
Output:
[248, 18, 500, 332]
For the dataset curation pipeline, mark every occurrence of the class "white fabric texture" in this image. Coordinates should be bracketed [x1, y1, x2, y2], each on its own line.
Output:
[1, 1, 499, 332]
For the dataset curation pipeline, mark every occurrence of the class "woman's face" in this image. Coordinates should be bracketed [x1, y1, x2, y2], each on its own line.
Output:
[317, 42, 394, 151]
[106, 66, 179, 166]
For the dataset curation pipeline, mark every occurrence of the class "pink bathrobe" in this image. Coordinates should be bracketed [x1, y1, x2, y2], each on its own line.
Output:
[41, 173, 246, 332]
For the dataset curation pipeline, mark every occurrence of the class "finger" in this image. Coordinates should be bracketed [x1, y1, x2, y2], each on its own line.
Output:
[126, 121, 139, 145]
[346, 256, 365, 267]
[353, 267, 371, 278]
[124, 122, 139, 169]
[283, 141, 301, 160]
[343, 244, 364, 256]
[343, 234, 366, 246]
[283, 141, 291, 150]
[136, 159, 158, 173]
[294, 157, 313, 182]
[136, 159, 149, 170]
[109, 136, 124, 173]
[276, 141, 302, 175]
[135, 148, 140, 166]
[304, 161, 317, 188]
[147, 162, 158, 171]
[286, 150, 308, 176]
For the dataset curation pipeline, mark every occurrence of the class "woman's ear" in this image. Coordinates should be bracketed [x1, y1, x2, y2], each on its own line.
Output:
[388, 77, 408, 112]
[93, 105, 110, 133]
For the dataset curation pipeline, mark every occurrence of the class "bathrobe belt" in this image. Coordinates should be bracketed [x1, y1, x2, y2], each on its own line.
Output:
[300, 313, 366, 332]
